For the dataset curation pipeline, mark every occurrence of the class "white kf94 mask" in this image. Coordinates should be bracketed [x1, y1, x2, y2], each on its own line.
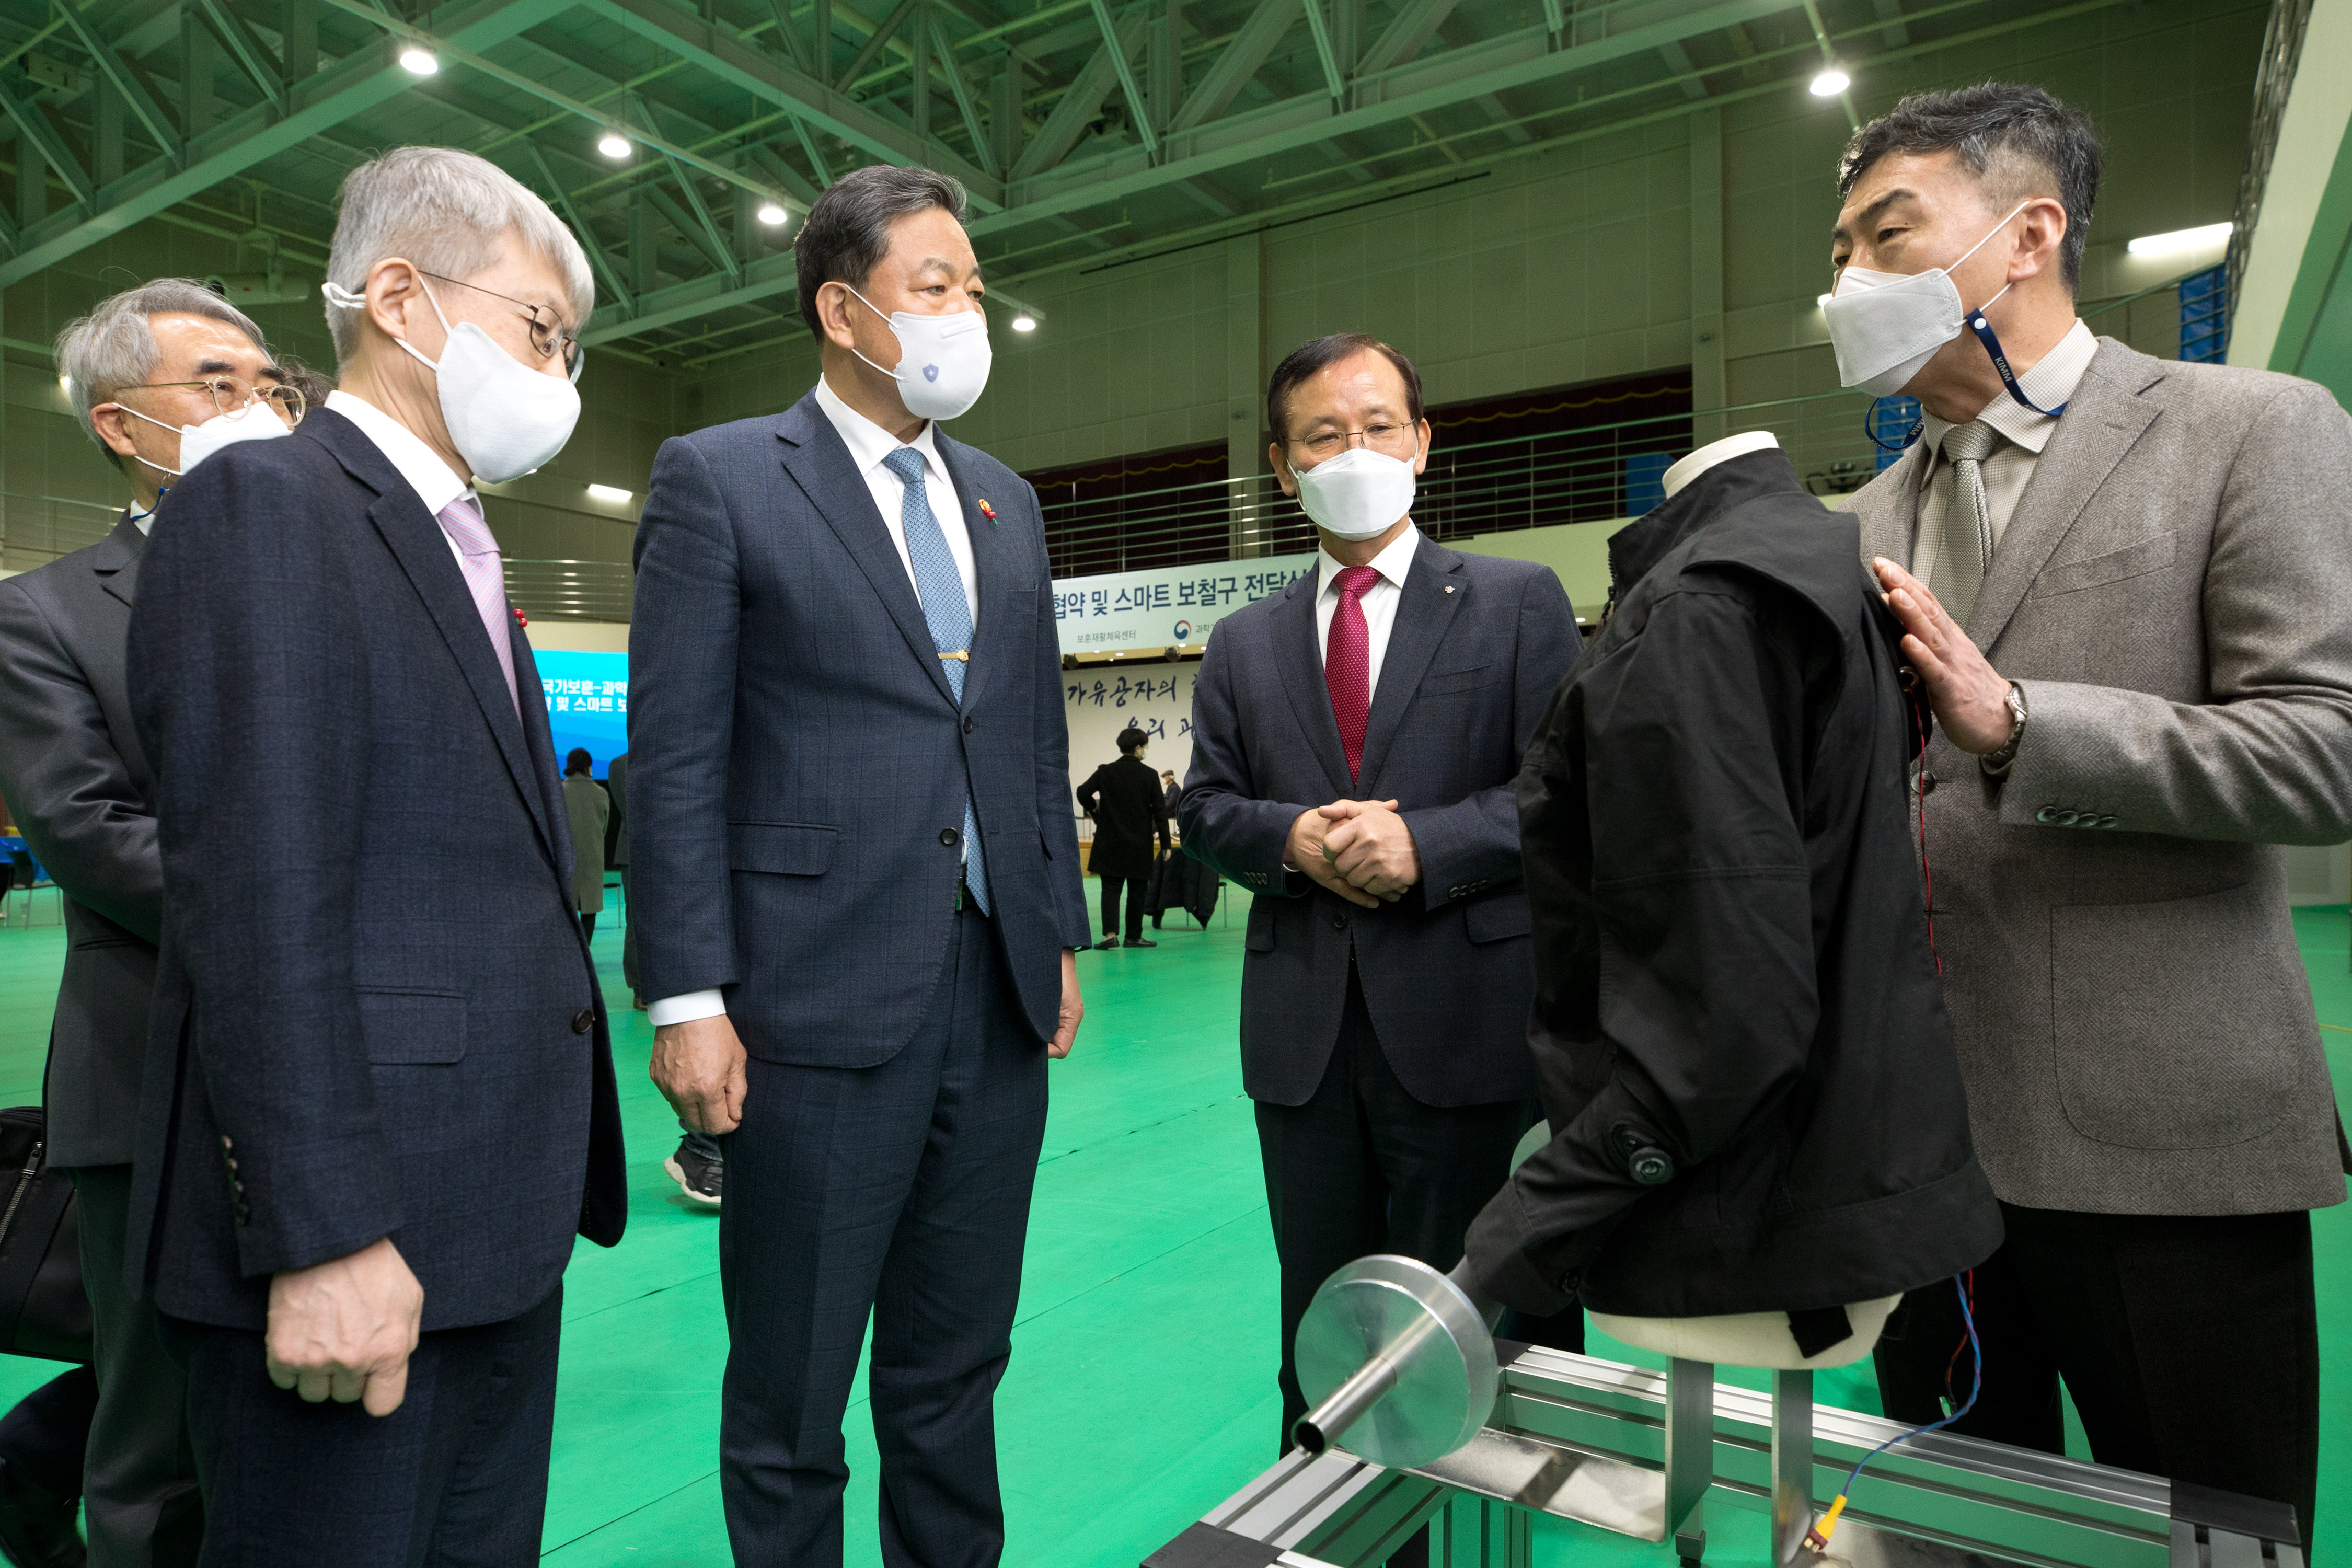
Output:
[1823, 201, 2031, 398]
[844, 288, 993, 422]
[1292, 445, 1420, 541]
[118, 398, 292, 481]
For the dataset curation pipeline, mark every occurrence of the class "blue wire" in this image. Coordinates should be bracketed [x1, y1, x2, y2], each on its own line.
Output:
[1837, 1273, 1982, 1501]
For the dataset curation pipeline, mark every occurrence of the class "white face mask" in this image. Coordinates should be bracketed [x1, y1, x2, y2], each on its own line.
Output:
[1292, 444, 1419, 542]
[843, 287, 992, 422]
[1824, 201, 2031, 397]
[324, 278, 582, 484]
[119, 397, 293, 480]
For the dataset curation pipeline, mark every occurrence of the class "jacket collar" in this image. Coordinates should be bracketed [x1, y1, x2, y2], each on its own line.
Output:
[1613, 447, 1863, 643]
[91, 513, 146, 610]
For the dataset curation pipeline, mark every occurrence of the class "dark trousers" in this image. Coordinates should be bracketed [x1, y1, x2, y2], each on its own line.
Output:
[617, 862, 640, 994]
[1874, 1204, 2318, 1548]
[1098, 870, 1148, 942]
[718, 903, 1048, 1568]
[163, 1285, 563, 1568]
[74, 1164, 203, 1567]
[578, 911, 597, 946]
[0, 1365, 94, 1500]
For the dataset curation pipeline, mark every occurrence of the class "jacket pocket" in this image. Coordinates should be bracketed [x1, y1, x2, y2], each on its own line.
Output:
[358, 988, 466, 1065]
[1417, 663, 1497, 696]
[1463, 892, 1530, 943]
[2050, 885, 2299, 1149]
[1245, 895, 1276, 952]
[727, 821, 839, 877]
[2028, 531, 2177, 598]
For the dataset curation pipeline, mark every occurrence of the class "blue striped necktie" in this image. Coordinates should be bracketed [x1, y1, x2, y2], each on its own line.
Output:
[883, 446, 989, 914]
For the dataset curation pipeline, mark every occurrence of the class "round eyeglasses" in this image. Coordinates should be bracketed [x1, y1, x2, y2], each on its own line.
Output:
[111, 375, 306, 426]
[418, 271, 585, 384]
[1287, 422, 1420, 463]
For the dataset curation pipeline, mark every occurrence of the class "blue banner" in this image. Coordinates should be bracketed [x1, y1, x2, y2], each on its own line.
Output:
[536, 649, 628, 777]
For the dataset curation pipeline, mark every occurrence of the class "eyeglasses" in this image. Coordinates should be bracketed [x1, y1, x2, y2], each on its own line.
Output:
[113, 375, 306, 426]
[419, 270, 585, 384]
[1287, 422, 1420, 463]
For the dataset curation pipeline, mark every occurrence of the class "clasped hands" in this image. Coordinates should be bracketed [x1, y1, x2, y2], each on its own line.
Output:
[1288, 799, 1420, 908]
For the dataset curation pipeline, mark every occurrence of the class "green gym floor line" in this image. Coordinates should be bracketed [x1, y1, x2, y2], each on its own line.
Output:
[0, 895, 2340, 1567]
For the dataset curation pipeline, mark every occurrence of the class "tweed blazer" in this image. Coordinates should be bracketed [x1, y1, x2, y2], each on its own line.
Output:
[1844, 337, 2352, 1216]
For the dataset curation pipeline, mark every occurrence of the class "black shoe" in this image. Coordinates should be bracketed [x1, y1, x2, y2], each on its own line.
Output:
[1124, 937, 1157, 948]
[664, 1139, 723, 1207]
[0, 1458, 85, 1568]
[1096, 936, 1121, 949]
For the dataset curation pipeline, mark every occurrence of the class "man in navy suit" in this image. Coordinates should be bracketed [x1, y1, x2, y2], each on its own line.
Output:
[124, 147, 626, 1566]
[629, 165, 1087, 1566]
[1178, 335, 1584, 1510]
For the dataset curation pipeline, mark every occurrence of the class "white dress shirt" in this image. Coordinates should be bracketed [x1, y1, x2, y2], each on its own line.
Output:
[1313, 522, 1421, 698]
[648, 380, 973, 1029]
[1909, 319, 2098, 594]
[324, 389, 480, 573]
[128, 504, 154, 537]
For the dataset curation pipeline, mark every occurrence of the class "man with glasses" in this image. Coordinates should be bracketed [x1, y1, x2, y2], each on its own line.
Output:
[121, 148, 624, 1563]
[0, 276, 290, 1568]
[1177, 336, 1583, 1564]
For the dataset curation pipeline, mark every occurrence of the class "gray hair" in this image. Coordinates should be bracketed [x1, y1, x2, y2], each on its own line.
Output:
[793, 164, 969, 337]
[1838, 83, 2103, 295]
[324, 146, 594, 363]
[54, 280, 270, 452]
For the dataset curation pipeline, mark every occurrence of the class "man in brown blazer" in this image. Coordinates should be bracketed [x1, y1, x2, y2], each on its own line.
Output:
[1830, 84, 2350, 1543]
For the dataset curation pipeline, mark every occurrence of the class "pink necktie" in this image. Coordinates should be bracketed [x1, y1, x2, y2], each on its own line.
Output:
[1325, 565, 1380, 782]
[435, 495, 520, 717]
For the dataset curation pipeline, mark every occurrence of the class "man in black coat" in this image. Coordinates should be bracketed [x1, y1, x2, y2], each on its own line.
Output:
[1178, 335, 1584, 1498]
[1075, 727, 1170, 948]
[0, 278, 296, 1568]
[1458, 437, 2002, 1346]
[123, 148, 624, 1565]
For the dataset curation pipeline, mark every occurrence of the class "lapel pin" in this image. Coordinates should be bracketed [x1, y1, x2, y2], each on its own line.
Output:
[978, 499, 997, 522]
[1444, 585, 1455, 594]
[513, 605, 529, 625]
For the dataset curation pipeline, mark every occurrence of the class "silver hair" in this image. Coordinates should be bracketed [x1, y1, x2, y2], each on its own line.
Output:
[324, 145, 594, 364]
[54, 280, 270, 452]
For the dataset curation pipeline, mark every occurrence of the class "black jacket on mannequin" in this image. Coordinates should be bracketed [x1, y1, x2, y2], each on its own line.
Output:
[1461, 449, 2002, 1320]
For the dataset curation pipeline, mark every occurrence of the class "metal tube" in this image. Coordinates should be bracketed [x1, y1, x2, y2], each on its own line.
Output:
[1294, 1351, 1400, 1455]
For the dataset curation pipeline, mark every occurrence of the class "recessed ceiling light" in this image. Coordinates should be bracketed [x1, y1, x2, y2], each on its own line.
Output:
[1011, 314, 1037, 332]
[757, 203, 789, 226]
[2127, 221, 2232, 254]
[586, 483, 633, 504]
[1809, 67, 1850, 97]
[399, 48, 438, 75]
[597, 132, 631, 160]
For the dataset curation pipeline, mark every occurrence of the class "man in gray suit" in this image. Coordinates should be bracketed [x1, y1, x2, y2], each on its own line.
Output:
[1178, 335, 1583, 1527]
[0, 279, 290, 1565]
[1828, 84, 2350, 1541]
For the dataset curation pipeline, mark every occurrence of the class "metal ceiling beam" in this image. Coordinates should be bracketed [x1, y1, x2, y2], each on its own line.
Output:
[1009, 2, 1148, 180]
[646, 183, 738, 279]
[527, 143, 633, 313]
[1300, 0, 1345, 100]
[932, 13, 999, 177]
[577, 0, 1002, 207]
[193, 0, 287, 114]
[1356, 0, 1459, 76]
[0, 78, 94, 212]
[52, 3, 183, 160]
[1168, 0, 1298, 134]
[1087, 0, 1159, 155]
[839, 0, 919, 91]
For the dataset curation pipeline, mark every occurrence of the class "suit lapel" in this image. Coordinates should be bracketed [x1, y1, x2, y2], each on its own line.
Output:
[1357, 537, 1467, 794]
[1968, 343, 2162, 652]
[1271, 570, 1354, 798]
[774, 396, 959, 708]
[935, 432, 1014, 715]
[92, 514, 143, 610]
[302, 411, 557, 858]
[510, 630, 574, 894]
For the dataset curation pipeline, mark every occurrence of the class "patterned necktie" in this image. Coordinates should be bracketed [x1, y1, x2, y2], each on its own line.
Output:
[882, 446, 989, 914]
[1935, 421, 2001, 625]
[1324, 564, 1381, 783]
[435, 495, 519, 717]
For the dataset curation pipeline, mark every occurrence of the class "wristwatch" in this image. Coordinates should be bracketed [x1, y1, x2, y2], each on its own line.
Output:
[1980, 682, 2029, 776]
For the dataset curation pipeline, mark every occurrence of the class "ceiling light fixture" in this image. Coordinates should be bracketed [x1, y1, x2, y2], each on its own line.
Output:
[2126, 221, 2232, 254]
[597, 132, 632, 160]
[757, 203, 789, 226]
[399, 48, 438, 75]
[587, 483, 633, 504]
[1011, 315, 1037, 332]
[1809, 67, 1850, 97]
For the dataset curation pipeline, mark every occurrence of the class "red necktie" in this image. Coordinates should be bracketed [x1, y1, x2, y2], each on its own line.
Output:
[1325, 565, 1380, 783]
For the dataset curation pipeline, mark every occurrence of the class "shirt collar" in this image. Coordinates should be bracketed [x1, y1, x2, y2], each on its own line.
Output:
[127, 504, 154, 537]
[814, 375, 943, 487]
[1319, 522, 1422, 597]
[1918, 319, 2099, 473]
[324, 389, 473, 517]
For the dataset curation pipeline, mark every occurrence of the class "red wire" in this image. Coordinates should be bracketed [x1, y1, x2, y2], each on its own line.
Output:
[1942, 1268, 1974, 1399]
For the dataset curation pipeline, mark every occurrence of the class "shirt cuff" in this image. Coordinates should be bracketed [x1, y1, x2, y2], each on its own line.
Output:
[647, 989, 727, 1027]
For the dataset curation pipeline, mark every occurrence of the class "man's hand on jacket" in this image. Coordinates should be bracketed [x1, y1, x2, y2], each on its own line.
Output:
[266, 1237, 424, 1416]
[652, 1014, 748, 1134]
[1287, 802, 1393, 908]
[1873, 559, 2014, 753]
[1319, 801, 1420, 901]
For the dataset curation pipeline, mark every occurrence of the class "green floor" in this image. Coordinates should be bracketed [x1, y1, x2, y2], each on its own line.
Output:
[0, 894, 2343, 1566]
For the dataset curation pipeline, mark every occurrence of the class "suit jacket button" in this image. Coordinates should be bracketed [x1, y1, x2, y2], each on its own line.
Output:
[219, 1135, 233, 1151]
[572, 1008, 595, 1034]
[1330, 912, 1348, 930]
[940, 827, 960, 847]
[1920, 771, 1938, 795]
[962, 716, 975, 734]
[2056, 809, 2081, 826]
[2035, 806, 2059, 824]
[2099, 815, 2118, 828]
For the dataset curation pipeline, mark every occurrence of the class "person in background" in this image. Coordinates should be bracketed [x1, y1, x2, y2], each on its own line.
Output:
[1161, 769, 1180, 825]
[273, 356, 335, 411]
[1832, 84, 2351, 1543]
[1075, 727, 1170, 949]
[564, 748, 610, 944]
[0, 276, 296, 1568]
[122, 146, 626, 1563]
[1178, 334, 1583, 1567]
[604, 750, 641, 1009]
